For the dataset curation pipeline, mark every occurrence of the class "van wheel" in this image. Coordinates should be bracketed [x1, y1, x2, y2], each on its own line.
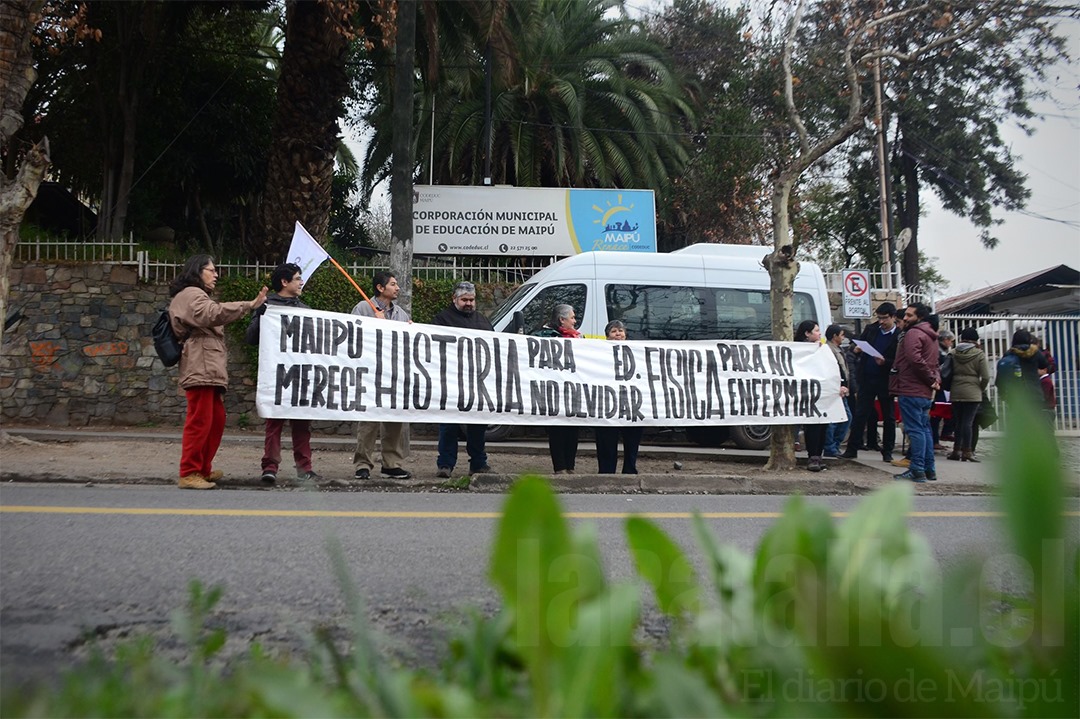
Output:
[731, 425, 771, 450]
[685, 426, 729, 447]
[484, 424, 513, 442]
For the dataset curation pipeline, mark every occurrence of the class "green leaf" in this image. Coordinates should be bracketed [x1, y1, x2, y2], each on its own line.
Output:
[558, 584, 641, 718]
[752, 495, 834, 630]
[626, 516, 702, 617]
[489, 475, 576, 713]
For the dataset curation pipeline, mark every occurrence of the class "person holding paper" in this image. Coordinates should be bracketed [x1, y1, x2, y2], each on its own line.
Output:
[352, 271, 412, 480]
[245, 263, 320, 486]
[842, 302, 899, 461]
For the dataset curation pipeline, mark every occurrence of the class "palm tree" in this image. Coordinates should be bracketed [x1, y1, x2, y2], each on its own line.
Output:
[252, 0, 351, 261]
[359, 0, 694, 198]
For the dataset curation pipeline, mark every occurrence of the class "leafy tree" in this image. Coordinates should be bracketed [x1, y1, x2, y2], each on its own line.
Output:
[644, 0, 772, 249]
[23, 1, 276, 252]
[252, 0, 354, 261]
[358, 0, 695, 200]
[756, 0, 1017, 470]
[885, 6, 1070, 290]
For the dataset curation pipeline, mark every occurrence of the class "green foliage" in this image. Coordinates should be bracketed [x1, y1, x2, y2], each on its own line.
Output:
[7, 421, 1076, 718]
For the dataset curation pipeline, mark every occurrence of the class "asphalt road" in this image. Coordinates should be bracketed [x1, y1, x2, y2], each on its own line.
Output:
[2, 484, 1077, 691]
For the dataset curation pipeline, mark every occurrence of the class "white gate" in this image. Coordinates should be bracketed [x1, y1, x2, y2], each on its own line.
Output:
[940, 314, 1079, 436]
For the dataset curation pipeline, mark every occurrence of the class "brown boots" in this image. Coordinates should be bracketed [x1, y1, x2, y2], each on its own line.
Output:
[962, 451, 979, 463]
[178, 474, 216, 490]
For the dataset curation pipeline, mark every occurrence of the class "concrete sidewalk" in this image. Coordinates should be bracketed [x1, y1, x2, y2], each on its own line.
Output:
[0, 425, 1032, 496]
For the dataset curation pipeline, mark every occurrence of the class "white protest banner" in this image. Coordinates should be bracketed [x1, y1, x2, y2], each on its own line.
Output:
[286, 221, 330, 279]
[256, 307, 844, 426]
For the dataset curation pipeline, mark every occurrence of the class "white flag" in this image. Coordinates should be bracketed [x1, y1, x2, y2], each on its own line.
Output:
[286, 221, 330, 279]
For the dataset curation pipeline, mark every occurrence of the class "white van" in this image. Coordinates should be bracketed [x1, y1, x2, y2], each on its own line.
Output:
[487, 243, 833, 448]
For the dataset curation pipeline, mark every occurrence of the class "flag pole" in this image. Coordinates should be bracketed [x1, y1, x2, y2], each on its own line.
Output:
[328, 256, 379, 314]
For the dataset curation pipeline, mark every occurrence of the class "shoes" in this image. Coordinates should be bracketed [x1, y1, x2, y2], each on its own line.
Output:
[866, 444, 882, 452]
[881, 453, 893, 462]
[933, 443, 946, 451]
[354, 467, 370, 480]
[946, 451, 961, 461]
[260, 470, 277, 484]
[178, 474, 216, 490]
[807, 456, 826, 472]
[962, 452, 980, 463]
[554, 469, 568, 475]
[436, 467, 452, 479]
[471, 465, 493, 474]
[297, 470, 322, 482]
[840, 449, 858, 459]
[890, 457, 909, 468]
[205, 470, 224, 482]
[925, 470, 937, 481]
[894, 469, 927, 483]
[823, 451, 839, 459]
[381, 467, 412, 479]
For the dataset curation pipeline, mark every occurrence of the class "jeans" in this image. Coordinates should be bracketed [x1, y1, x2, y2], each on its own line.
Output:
[437, 423, 488, 472]
[824, 397, 852, 455]
[897, 395, 935, 474]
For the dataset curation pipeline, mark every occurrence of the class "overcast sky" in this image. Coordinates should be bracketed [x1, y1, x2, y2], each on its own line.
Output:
[919, 19, 1079, 300]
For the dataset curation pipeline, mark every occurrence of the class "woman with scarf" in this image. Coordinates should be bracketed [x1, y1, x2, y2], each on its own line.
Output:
[534, 304, 582, 474]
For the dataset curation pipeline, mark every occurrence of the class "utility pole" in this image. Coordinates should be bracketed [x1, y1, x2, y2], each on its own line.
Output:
[873, 55, 894, 290]
[389, 0, 417, 312]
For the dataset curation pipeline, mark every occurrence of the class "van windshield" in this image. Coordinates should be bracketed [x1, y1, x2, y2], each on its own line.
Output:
[605, 284, 818, 341]
[489, 283, 537, 326]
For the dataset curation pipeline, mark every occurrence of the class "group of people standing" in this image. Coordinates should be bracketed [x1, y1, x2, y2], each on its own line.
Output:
[797, 300, 1057, 483]
[167, 257, 1057, 489]
[166, 259, 642, 489]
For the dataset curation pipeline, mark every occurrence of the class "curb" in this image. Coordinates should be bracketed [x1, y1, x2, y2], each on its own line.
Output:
[1, 472, 1019, 496]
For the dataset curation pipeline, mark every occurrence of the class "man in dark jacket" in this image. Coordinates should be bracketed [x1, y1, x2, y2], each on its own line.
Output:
[245, 263, 319, 485]
[890, 303, 940, 483]
[432, 282, 494, 478]
[842, 302, 900, 461]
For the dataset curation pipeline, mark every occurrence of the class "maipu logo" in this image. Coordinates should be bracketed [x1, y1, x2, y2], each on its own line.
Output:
[569, 190, 655, 252]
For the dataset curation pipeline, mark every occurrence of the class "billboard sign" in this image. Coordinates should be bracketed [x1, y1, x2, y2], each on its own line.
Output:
[412, 185, 656, 255]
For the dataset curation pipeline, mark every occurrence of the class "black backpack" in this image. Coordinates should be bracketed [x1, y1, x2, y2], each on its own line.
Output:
[152, 309, 184, 367]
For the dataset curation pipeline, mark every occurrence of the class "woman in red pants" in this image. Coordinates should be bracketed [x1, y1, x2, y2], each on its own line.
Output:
[168, 255, 267, 489]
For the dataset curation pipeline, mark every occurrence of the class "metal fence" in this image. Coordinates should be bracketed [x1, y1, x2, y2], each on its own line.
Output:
[940, 314, 1079, 435]
[15, 236, 555, 285]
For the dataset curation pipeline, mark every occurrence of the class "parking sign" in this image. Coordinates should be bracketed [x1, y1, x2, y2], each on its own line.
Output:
[842, 269, 871, 318]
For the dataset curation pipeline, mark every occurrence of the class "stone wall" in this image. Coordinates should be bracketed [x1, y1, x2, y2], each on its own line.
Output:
[1, 261, 263, 428]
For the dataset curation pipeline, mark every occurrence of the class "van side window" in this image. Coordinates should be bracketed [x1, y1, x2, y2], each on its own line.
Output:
[606, 285, 714, 340]
[520, 284, 587, 334]
[606, 284, 820, 340]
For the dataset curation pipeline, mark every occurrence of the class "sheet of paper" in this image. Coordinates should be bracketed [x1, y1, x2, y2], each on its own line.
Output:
[853, 339, 884, 360]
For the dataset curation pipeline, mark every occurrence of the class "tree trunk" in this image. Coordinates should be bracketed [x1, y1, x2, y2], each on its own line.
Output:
[762, 178, 799, 471]
[900, 147, 921, 293]
[253, 0, 350, 262]
[389, 0, 417, 313]
[1, 0, 48, 357]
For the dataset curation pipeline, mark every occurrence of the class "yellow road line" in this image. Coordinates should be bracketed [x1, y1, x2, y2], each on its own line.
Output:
[3, 506, 1077, 519]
